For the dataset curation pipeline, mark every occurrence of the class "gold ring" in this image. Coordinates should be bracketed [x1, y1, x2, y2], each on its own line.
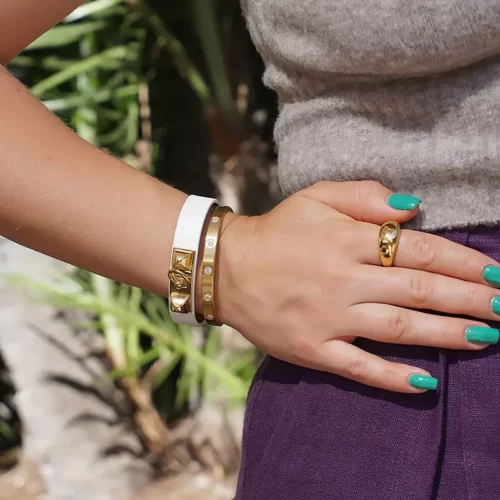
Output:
[378, 221, 401, 267]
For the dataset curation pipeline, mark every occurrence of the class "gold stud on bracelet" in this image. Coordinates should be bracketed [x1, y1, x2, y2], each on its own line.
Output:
[168, 248, 195, 314]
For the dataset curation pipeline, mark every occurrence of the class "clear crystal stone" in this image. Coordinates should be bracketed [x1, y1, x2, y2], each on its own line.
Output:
[206, 238, 216, 248]
[203, 266, 213, 276]
[204, 292, 212, 301]
[211, 216, 220, 224]
[206, 314, 214, 321]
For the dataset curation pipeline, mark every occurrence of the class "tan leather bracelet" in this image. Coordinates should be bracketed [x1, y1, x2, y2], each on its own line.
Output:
[200, 205, 233, 326]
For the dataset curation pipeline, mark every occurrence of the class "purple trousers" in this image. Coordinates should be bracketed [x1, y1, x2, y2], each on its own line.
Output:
[235, 226, 500, 500]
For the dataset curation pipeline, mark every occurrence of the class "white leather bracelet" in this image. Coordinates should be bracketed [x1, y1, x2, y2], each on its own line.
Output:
[168, 195, 217, 326]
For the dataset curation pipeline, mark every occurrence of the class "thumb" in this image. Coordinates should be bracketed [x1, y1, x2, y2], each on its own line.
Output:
[303, 180, 421, 224]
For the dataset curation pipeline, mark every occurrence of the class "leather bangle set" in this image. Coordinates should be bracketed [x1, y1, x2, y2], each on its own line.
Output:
[168, 195, 232, 327]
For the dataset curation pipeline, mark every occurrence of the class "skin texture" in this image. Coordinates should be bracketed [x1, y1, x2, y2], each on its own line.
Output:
[2, 1, 500, 394]
[219, 182, 500, 392]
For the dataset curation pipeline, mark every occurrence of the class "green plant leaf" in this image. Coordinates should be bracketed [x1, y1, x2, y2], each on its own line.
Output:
[31, 45, 133, 98]
[26, 22, 107, 51]
[107, 345, 162, 381]
[202, 328, 221, 398]
[9, 273, 249, 401]
[125, 101, 139, 150]
[65, 0, 125, 22]
[145, 10, 212, 105]
[125, 286, 143, 368]
[42, 84, 139, 112]
[0, 421, 15, 440]
[189, 0, 239, 129]
[153, 350, 182, 389]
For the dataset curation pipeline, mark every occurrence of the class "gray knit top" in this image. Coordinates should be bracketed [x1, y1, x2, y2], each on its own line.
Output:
[242, 0, 500, 230]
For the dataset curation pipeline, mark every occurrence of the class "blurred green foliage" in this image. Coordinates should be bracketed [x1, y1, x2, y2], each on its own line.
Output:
[5, 0, 273, 426]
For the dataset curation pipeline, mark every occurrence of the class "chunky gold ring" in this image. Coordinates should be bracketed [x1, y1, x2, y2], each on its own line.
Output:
[378, 221, 401, 267]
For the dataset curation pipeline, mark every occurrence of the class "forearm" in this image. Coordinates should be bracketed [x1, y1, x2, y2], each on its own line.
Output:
[0, 65, 187, 296]
[0, 0, 84, 64]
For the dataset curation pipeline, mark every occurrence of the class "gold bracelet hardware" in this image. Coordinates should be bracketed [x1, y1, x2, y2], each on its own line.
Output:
[168, 248, 195, 314]
[200, 205, 233, 326]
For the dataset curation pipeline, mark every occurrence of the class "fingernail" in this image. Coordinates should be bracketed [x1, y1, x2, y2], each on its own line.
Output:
[465, 326, 499, 344]
[387, 194, 422, 210]
[491, 297, 500, 315]
[483, 265, 500, 286]
[408, 374, 438, 391]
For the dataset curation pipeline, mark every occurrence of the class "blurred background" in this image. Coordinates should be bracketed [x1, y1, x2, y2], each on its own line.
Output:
[0, 0, 280, 498]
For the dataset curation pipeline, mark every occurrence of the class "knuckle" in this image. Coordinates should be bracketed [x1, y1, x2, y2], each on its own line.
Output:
[361, 179, 383, 193]
[325, 262, 355, 289]
[410, 233, 438, 269]
[289, 336, 316, 363]
[345, 357, 369, 380]
[326, 265, 342, 284]
[355, 180, 382, 203]
[460, 252, 471, 271]
[387, 310, 410, 342]
[409, 273, 433, 306]
[463, 286, 477, 308]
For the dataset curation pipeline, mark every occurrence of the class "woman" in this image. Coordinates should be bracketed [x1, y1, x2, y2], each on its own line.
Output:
[1, 1, 499, 499]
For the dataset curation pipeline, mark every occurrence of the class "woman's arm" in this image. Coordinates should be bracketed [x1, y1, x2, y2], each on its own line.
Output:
[3, 60, 500, 393]
[2, 2, 500, 394]
[0, 0, 83, 64]
[0, 64, 188, 296]
[0, 0, 195, 296]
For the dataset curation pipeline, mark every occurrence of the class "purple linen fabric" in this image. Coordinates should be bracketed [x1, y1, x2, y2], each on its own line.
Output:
[235, 225, 500, 500]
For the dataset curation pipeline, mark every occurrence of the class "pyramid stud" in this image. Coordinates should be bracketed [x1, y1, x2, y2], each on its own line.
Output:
[170, 292, 191, 313]
[172, 249, 194, 272]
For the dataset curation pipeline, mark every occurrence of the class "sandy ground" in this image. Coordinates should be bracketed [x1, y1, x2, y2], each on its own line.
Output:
[0, 460, 237, 500]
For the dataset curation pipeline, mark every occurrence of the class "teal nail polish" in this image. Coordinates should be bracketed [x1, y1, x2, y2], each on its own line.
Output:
[492, 297, 500, 315]
[483, 265, 500, 287]
[387, 194, 422, 211]
[465, 326, 499, 344]
[408, 374, 438, 391]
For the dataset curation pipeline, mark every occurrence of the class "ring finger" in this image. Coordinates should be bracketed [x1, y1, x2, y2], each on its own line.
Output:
[360, 265, 500, 322]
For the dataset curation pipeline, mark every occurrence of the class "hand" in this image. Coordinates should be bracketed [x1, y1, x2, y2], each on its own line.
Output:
[218, 181, 500, 393]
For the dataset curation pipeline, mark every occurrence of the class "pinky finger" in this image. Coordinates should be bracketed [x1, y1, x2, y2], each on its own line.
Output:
[315, 339, 438, 393]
